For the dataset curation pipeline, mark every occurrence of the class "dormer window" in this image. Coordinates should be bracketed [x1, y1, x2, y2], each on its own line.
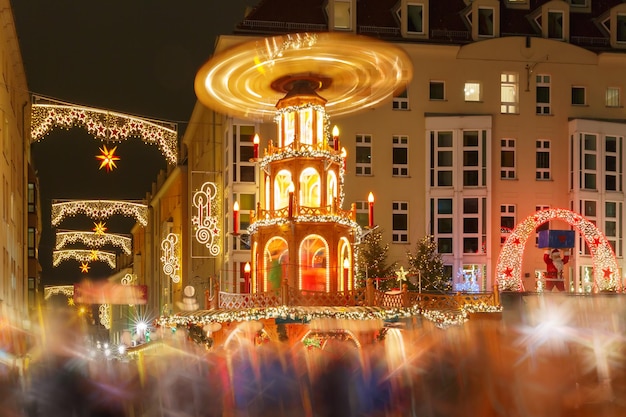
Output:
[464, 0, 500, 41]
[530, 1, 569, 41]
[599, 4, 626, 49]
[618, 14, 626, 43]
[398, 0, 428, 39]
[329, 0, 353, 31]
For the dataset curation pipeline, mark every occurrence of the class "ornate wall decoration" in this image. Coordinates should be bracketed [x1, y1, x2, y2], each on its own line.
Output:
[161, 233, 181, 283]
[191, 181, 221, 256]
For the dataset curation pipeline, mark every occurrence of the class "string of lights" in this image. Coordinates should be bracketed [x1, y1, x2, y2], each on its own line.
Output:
[52, 249, 117, 269]
[30, 96, 178, 165]
[496, 208, 619, 292]
[51, 200, 148, 227]
[55, 231, 132, 255]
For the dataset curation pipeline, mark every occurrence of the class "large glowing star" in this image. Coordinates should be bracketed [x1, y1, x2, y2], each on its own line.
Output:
[93, 221, 107, 235]
[96, 145, 120, 171]
[80, 262, 90, 273]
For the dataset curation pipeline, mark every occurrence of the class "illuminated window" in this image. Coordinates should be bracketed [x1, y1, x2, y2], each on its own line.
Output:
[299, 167, 321, 207]
[501, 72, 518, 114]
[274, 170, 292, 209]
[332, 0, 352, 30]
[606, 87, 621, 107]
[300, 236, 328, 291]
[464, 82, 481, 102]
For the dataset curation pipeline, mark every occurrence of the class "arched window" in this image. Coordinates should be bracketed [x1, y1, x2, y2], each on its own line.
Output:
[274, 170, 292, 210]
[327, 170, 337, 206]
[339, 238, 351, 291]
[300, 167, 321, 207]
[299, 235, 329, 291]
[264, 237, 289, 291]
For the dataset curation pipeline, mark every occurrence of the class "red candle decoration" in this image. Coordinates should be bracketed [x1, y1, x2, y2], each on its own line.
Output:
[332, 125, 339, 151]
[233, 201, 240, 234]
[368, 192, 374, 228]
[253, 133, 259, 159]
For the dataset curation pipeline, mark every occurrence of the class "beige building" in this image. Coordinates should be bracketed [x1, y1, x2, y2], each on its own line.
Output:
[0, 0, 36, 323]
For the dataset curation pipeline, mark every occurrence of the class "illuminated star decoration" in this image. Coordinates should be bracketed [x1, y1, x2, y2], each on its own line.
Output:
[80, 262, 90, 273]
[67, 297, 75, 306]
[96, 144, 120, 172]
[90, 250, 100, 261]
[395, 266, 408, 282]
[93, 221, 107, 235]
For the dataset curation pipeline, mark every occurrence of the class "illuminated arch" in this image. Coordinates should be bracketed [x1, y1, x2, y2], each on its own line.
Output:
[300, 167, 321, 207]
[51, 200, 148, 227]
[52, 249, 117, 269]
[264, 237, 288, 291]
[338, 237, 352, 291]
[44, 285, 74, 300]
[274, 170, 292, 210]
[31, 97, 178, 165]
[56, 231, 132, 255]
[327, 170, 337, 206]
[496, 208, 619, 292]
[299, 234, 329, 291]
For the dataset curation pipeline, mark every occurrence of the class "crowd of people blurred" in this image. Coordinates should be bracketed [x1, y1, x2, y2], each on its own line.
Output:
[1, 294, 625, 417]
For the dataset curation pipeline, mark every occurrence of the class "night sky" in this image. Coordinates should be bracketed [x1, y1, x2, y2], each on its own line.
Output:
[11, 0, 259, 284]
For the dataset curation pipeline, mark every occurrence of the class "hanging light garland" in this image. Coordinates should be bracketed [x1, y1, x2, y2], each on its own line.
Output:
[496, 208, 619, 292]
[53, 249, 116, 269]
[30, 96, 178, 165]
[43, 285, 74, 300]
[55, 231, 132, 255]
[51, 200, 148, 227]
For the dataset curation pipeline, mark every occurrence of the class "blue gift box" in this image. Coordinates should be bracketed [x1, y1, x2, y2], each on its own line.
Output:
[538, 230, 575, 249]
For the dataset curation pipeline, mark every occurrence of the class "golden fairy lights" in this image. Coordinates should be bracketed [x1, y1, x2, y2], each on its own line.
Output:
[55, 231, 132, 255]
[30, 96, 178, 165]
[51, 200, 148, 227]
[53, 249, 117, 269]
[497, 208, 619, 292]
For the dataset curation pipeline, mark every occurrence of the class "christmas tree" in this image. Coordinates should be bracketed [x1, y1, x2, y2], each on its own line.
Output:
[356, 228, 397, 290]
[407, 235, 450, 292]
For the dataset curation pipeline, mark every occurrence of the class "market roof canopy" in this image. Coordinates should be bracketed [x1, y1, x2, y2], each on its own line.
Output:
[194, 32, 413, 121]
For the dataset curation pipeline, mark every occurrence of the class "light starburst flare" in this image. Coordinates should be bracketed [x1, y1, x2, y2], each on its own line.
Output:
[96, 144, 120, 171]
[80, 262, 90, 273]
[93, 221, 107, 235]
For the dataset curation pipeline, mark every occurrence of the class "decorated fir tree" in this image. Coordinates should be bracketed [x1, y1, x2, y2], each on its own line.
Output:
[356, 228, 397, 290]
[407, 235, 450, 292]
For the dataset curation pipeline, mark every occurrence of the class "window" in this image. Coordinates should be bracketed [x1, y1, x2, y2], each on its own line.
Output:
[233, 125, 256, 183]
[462, 130, 486, 187]
[393, 87, 409, 110]
[536, 139, 551, 180]
[618, 14, 626, 43]
[462, 198, 486, 253]
[605, 201, 622, 257]
[500, 205, 515, 244]
[332, 0, 352, 30]
[500, 138, 516, 179]
[571, 86, 586, 105]
[392, 201, 408, 243]
[581, 200, 597, 255]
[547, 10, 564, 39]
[433, 198, 453, 253]
[355, 201, 368, 227]
[429, 80, 445, 100]
[392, 135, 408, 177]
[28, 182, 35, 213]
[355, 134, 372, 175]
[606, 87, 620, 107]
[478, 7, 495, 37]
[581, 134, 597, 190]
[407, 3, 424, 34]
[535, 204, 550, 244]
[430, 131, 453, 187]
[536, 74, 551, 115]
[569, 0, 587, 6]
[28, 227, 35, 258]
[464, 82, 481, 102]
[605, 136, 621, 192]
[501, 73, 518, 114]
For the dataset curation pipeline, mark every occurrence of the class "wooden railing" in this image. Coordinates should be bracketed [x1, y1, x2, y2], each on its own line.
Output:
[205, 278, 500, 311]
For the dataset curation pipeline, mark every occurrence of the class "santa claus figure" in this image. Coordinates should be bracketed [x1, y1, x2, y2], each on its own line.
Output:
[543, 248, 570, 291]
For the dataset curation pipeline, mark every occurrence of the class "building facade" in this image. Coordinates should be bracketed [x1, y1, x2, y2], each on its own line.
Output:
[0, 0, 35, 323]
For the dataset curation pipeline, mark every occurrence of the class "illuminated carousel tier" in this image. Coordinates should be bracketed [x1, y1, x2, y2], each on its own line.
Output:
[194, 32, 413, 121]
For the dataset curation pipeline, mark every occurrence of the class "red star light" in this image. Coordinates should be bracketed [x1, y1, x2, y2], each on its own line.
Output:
[603, 268, 612, 278]
[503, 267, 513, 277]
[96, 145, 120, 171]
